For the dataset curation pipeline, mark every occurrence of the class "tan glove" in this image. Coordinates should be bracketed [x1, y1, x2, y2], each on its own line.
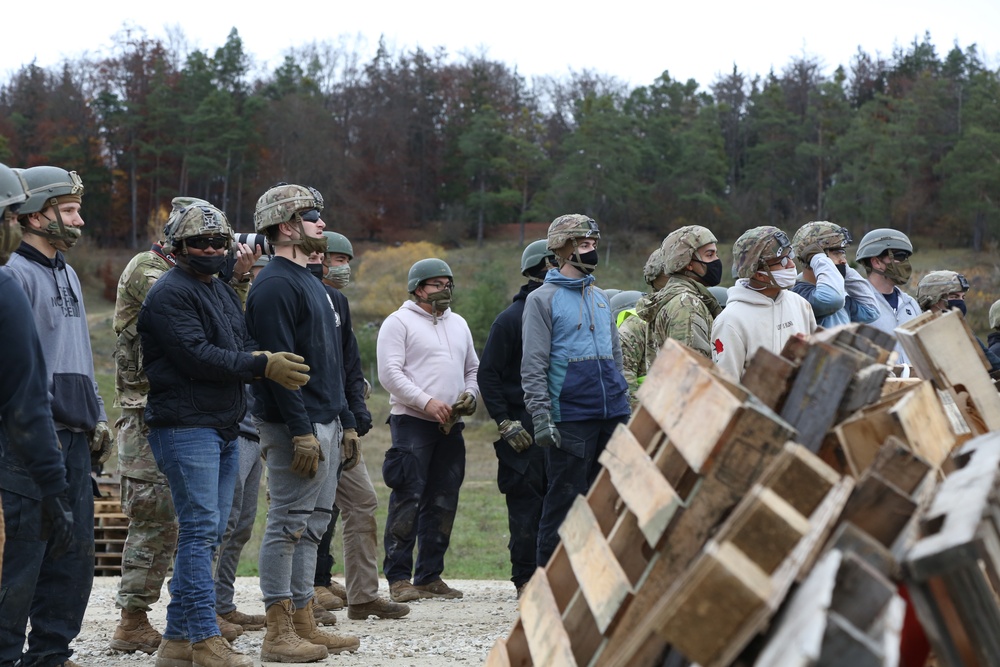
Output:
[341, 428, 361, 471]
[499, 419, 533, 453]
[254, 351, 311, 390]
[89, 421, 114, 465]
[291, 433, 324, 478]
[451, 391, 477, 417]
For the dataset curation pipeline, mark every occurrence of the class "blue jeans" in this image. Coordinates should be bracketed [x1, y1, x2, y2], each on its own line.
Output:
[0, 430, 93, 667]
[148, 428, 238, 644]
[382, 415, 466, 586]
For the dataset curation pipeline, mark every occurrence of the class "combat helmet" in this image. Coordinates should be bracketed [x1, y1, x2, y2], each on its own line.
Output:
[856, 228, 912, 262]
[643, 248, 667, 286]
[792, 221, 852, 263]
[253, 183, 324, 232]
[407, 258, 453, 293]
[162, 198, 232, 255]
[660, 225, 718, 275]
[0, 163, 28, 264]
[323, 231, 354, 259]
[18, 166, 85, 250]
[610, 290, 642, 324]
[990, 300, 1000, 331]
[916, 270, 969, 311]
[732, 226, 794, 280]
[546, 214, 599, 253]
[521, 239, 556, 276]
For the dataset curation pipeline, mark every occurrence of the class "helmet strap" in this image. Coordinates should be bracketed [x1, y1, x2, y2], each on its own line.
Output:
[560, 238, 596, 274]
[24, 197, 74, 251]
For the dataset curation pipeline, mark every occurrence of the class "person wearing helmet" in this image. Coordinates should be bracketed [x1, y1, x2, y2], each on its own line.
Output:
[307, 240, 409, 622]
[989, 300, 1000, 360]
[521, 214, 630, 566]
[138, 199, 309, 667]
[110, 198, 258, 655]
[611, 289, 645, 408]
[377, 256, 479, 603]
[0, 166, 111, 667]
[916, 271, 1000, 372]
[635, 226, 724, 371]
[790, 221, 879, 328]
[710, 226, 817, 380]
[0, 164, 76, 667]
[245, 184, 361, 659]
[708, 285, 729, 308]
[477, 239, 556, 597]
[855, 228, 920, 364]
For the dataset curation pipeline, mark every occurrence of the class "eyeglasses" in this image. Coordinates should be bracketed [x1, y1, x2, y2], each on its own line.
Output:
[765, 255, 794, 269]
[185, 236, 229, 250]
[423, 281, 454, 290]
[300, 210, 321, 223]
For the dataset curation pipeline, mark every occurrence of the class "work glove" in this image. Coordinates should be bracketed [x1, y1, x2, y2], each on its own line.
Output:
[499, 419, 533, 453]
[798, 242, 828, 265]
[255, 351, 311, 390]
[354, 409, 373, 437]
[89, 420, 114, 465]
[362, 378, 372, 400]
[451, 391, 477, 417]
[291, 433, 324, 478]
[341, 428, 361, 471]
[532, 413, 561, 448]
[41, 492, 75, 559]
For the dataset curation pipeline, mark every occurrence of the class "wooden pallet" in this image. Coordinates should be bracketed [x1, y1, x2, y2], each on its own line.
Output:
[93, 477, 126, 576]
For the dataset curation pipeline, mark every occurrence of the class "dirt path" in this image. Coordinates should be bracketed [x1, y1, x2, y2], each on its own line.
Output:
[70, 577, 519, 666]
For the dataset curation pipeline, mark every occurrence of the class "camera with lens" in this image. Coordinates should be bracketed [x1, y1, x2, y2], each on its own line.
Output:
[234, 232, 271, 256]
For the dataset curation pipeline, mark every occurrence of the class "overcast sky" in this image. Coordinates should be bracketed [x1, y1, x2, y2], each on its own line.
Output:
[3, 0, 998, 90]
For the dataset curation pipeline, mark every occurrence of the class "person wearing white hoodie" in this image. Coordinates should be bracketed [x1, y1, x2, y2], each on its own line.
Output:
[711, 226, 817, 381]
[377, 258, 479, 604]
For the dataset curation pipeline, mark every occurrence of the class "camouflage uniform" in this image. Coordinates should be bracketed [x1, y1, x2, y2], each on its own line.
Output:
[617, 311, 647, 408]
[113, 247, 178, 613]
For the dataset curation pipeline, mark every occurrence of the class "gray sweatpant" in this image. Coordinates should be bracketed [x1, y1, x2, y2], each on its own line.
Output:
[214, 435, 263, 614]
[257, 420, 341, 608]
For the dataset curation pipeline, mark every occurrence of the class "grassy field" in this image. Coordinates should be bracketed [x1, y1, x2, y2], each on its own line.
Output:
[73, 233, 1000, 583]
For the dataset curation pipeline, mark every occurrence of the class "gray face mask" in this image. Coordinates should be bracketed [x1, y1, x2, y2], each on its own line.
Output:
[325, 264, 351, 289]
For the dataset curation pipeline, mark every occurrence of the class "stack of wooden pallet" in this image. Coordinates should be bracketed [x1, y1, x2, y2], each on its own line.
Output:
[488, 309, 1000, 667]
[94, 475, 126, 577]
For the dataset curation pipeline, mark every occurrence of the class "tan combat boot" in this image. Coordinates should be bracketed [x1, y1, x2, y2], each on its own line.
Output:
[215, 615, 242, 642]
[155, 639, 193, 667]
[291, 599, 360, 655]
[312, 585, 343, 611]
[261, 599, 328, 663]
[110, 609, 163, 654]
[326, 580, 347, 601]
[191, 635, 253, 667]
[218, 609, 265, 632]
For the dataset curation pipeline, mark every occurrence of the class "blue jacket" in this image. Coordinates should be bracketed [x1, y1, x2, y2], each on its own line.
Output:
[521, 269, 629, 423]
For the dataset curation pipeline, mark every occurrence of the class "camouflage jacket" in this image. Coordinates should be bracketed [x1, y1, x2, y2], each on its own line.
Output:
[636, 274, 721, 366]
[113, 246, 173, 408]
[617, 310, 647, 409]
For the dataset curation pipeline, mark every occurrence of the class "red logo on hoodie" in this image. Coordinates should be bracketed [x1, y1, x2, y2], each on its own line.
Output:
[713, 338, 724, 354]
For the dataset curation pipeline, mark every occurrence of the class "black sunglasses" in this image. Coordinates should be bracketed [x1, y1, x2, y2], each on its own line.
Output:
[186, 236, 229, 250]
[888, 250, 911, 262]
[300, 209, 321, 223]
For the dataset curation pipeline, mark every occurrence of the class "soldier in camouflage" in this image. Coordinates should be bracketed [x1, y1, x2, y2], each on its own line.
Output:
[611, 289, 645, 409]
[916, 270, 1000, 372]
[635, 226, 723, 367]
[111, 198, 258, 653]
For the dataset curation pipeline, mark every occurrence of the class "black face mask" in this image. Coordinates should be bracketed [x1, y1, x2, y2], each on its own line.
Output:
[573, 249, 599, 274]
[695, 259, 723, 287]
[835, 263, 847, 278]
[186, 255, 227, 276]
[308, 264, 325, 280]
[948, 299, 967, 316]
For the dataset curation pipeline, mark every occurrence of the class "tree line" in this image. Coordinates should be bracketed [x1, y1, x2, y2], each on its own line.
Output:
[1, 28, 998, 250]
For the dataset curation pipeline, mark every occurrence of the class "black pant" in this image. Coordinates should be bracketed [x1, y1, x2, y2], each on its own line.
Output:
[494, 438, 546, 588]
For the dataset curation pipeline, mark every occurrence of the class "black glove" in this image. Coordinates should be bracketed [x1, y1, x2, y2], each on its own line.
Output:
[532, 413, 561, 448]
[41, 493, 75, 559]
[354, 409, 373, 437]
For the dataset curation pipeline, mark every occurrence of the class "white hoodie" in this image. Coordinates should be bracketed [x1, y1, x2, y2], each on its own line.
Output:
[711, 281, 817, 381]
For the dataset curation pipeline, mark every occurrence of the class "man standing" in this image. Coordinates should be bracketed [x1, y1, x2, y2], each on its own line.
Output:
[0, 166, 111, 667]
[246, 184, 360, 660]
[790, 221, 879, 327]
[378, 258, 479, 603]
[478, 239, 554, 597]
[140, 200, 306, 667]
[0, 163, 75, 666]
[711, 226, 817, 380]
[855, 228, 920, 364]
[635, 225, 723, 362]
[521, 214, 630, 567]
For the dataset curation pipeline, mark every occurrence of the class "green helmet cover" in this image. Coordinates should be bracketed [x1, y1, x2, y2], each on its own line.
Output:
[322, 231, 354, 258]
[521, 238, 554, 275]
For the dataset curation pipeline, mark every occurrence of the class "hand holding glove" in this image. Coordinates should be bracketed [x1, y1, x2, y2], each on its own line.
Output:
[255, 351, 311, 390]
[499, 419, 533, 453]
[799, 243, 828, 265]
[341, 428, 361, 471]
[291, 433, 324, 478]
[354, 409, 373, 437]
[89, 421, 114, 465]
[41, 492, 75, 559]
[451, 391, 477, 417]
[532, 413, 561, 448]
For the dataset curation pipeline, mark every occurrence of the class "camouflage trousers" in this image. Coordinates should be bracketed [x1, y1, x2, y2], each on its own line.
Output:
[114, 408, 178, 612]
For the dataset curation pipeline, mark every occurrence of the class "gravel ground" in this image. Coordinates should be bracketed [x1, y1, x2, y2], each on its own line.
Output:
[67, 577, 519, 666]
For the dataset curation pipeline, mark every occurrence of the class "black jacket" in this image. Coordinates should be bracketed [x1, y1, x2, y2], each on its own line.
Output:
[989, 332, 1000, 366]
[326, 285, 371, 433]
[139, 266, 265, 437]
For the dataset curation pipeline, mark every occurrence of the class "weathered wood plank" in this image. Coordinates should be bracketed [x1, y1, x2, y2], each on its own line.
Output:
[888, 379, 956, 468]
[741, 347, 798, 412]
[484, 637, 512, 667]
[780, 342, 860, 452]
[724, 486, 811, 575]
[840, 471, 917, 548]
[519, 569, 577, 667]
